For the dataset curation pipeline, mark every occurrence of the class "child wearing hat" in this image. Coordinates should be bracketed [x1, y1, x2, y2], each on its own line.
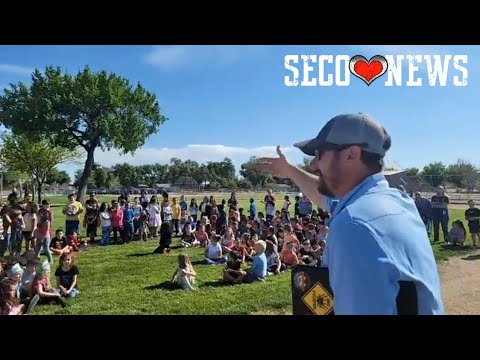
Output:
[3, 262, 23, 300]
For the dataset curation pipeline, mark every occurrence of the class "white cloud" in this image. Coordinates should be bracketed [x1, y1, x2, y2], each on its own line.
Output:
[143, 45, 266, 70]
[58, 144, 299, 180]
[94, 144, 297, 168]
[55, 144, 403, 182]
[0, 64, 34, 76]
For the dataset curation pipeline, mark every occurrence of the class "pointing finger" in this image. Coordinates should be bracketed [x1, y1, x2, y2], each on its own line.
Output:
[276, 145, 283, 158]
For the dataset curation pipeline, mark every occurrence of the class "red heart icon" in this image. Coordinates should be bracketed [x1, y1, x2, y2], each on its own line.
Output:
[349, 55, 388, 86]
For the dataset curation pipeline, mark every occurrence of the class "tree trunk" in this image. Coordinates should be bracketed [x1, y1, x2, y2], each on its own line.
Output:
[37, 182, 43, 204]
[77, 147, 95, 203]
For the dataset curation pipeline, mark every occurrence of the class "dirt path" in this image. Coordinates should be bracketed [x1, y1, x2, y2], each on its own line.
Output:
[439, 252, 480, 314]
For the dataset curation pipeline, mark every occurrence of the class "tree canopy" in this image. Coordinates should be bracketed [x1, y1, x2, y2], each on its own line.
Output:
[0, 132, 80, 203]
[0, 65, 167, 201]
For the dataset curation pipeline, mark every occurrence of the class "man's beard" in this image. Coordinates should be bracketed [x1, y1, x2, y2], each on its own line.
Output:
[317, 171, 335, 198]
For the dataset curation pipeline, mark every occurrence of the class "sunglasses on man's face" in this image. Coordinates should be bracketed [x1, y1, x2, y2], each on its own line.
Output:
[314, 143, 366, 161]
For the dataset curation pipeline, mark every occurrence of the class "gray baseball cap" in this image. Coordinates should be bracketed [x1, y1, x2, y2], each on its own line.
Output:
[294, 113, 391, 157]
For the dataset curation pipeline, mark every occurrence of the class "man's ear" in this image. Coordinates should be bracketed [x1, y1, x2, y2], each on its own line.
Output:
[344, 145, 362, 161]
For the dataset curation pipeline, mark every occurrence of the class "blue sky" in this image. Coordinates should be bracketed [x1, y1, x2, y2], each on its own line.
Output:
[0, 45, 478, 180]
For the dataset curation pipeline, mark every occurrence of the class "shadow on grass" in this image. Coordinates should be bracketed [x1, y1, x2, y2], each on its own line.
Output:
[438, 244, 474, 252]
[126, 252, 155, 257]
[462, 253, 480, 261]
[126, 245, 185, 257]
[144, 280, 231, 292]
[191, 259, 209, 266]
[201, 280, 233, 288]
[144, 281, 179, 291]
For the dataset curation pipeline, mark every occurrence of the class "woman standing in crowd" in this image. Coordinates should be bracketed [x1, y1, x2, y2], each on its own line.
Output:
[227, 192, 238, 209]
[189, 199, 199, 222]
[147, 196, 161, 238]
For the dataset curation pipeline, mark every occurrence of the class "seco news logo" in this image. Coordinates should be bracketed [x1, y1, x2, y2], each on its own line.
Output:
[284, 54, 468, 87]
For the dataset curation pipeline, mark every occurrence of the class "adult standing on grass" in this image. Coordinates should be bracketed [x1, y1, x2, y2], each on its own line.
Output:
[414, 192, 432, 236]
[257, 113, 444, 315]
[7, 187, 19, 207]
[431, 186, 450, 243]
[62, 194, 84, 236]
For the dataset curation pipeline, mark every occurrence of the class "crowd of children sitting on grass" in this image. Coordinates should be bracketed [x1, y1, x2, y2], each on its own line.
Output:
[0, 191, 80, 315]
[157, 190, 332, 290]
[3, 186, 472, 308]
[0, 251, 80, 315]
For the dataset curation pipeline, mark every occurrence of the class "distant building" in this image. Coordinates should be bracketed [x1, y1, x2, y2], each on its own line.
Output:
[174, 177, 199, 192]
[383, 170, 419, 193]
[45, 183, 77, 195]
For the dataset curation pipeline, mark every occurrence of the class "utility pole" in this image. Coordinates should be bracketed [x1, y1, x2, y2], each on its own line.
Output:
[0, 170, 3, 203]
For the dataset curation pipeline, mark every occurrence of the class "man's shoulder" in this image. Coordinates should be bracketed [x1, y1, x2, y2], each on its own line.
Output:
[343, 188, 415, 224]
[333, 188, 431, 249]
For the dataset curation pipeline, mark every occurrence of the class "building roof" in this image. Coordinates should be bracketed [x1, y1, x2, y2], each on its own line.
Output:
[383, 170, 406, 176]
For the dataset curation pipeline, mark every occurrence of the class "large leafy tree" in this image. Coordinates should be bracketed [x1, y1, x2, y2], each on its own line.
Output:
[446, 159, 479, 191]
[240, 156, 270, 187]
[0, 66, 167, 202]
[422, 162, 447, 187]
[113, 163, 140, 188]
[46, 168, 72, 185]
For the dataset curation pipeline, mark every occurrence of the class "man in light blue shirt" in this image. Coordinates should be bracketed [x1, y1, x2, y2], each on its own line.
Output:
[258, 113, 444, 315]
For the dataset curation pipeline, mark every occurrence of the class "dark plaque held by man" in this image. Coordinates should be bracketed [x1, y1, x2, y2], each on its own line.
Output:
[291, 265, 334, 316]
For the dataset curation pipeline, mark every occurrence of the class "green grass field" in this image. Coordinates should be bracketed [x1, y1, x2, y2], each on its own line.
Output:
[31, 194, 472, 315]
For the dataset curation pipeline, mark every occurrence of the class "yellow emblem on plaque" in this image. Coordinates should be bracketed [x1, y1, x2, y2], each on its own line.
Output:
[301, 282, 333, 315]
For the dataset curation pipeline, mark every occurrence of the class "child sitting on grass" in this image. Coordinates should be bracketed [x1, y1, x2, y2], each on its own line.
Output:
[0, 279, 27, 315]
[221, 226, 235, 254]
[265, 240, 281, 275]
[243, 233, 255, 262]
[237, 240, 268, 284]
[204, 235, 226, 265]
[280, 242, 299, 270]
[194, 224, 208, 247]
[66, 231, 80, 253]
[20, 257, 39, 300]
[32, 260, 67, 308]
[171, 254, 196, 291]
[181, 223, 195, 248]
[449, 219, 466, 246]
[50, 229, 70, 256]
[55, 253, 79, 298]
[222, 251, 245, 284]
[230, 238, 247, 263]
[153, 222, 172, 254]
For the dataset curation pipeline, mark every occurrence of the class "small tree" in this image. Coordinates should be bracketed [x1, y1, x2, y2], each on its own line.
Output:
[0, 133, 81, 203]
